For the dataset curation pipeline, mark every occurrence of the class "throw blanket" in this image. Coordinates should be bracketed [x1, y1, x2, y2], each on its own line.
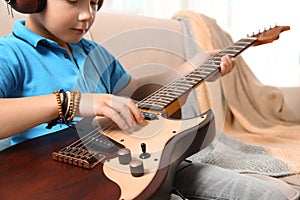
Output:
[173, 10, 300, 176]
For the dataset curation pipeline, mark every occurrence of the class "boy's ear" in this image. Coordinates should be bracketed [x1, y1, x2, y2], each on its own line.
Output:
[5, 0, 104, 14]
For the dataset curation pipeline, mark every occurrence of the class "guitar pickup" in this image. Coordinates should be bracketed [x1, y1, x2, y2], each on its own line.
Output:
[142, 112, 158, 120]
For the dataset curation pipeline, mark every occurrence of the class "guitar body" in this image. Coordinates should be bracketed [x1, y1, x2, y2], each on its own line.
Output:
[0, 25, 289, 199]
[0, 127, 120, 200]
[0, 110, 215, 200]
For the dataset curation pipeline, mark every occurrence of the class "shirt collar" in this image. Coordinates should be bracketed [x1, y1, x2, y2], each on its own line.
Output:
[13, 19, 57, 48]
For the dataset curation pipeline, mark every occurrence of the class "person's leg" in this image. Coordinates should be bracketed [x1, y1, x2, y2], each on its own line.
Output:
[173, 161, 287, 200]
[279, 175, 300, 192]
[246, 173, 299, 200]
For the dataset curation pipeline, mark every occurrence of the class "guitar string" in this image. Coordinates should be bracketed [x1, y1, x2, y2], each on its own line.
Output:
[61, 37, 255, 155]
[135, 41, 242, 109]
[62, 119, 115, 151]
[80, 121, 117, 148]
[137, 51, 220, 109]
[69, 39, 250, 149]
[135, 37, 257, 114]
[136, 53, 210, 109]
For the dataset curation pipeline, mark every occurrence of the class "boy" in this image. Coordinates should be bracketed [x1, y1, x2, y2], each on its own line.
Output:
[0, 0, 286, 199]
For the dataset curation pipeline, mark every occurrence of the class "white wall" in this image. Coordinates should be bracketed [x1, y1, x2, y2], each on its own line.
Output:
[101, 0, 300, 87]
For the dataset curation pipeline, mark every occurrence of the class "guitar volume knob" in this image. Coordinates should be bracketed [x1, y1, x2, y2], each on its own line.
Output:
[129, 160, 144, 177]
[117, 148, 132, 165]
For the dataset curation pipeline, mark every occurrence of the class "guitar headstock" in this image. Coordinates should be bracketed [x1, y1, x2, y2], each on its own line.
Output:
[251, 25, 290, 46]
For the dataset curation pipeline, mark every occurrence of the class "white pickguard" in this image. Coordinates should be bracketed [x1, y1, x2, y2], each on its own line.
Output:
[92, 113, 207, 200]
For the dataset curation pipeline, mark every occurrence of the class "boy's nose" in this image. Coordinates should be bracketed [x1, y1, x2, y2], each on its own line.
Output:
[78, 3, 95, 21]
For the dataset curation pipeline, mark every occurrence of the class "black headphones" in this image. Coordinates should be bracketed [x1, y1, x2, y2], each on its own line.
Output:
[5, 0, 104, 14]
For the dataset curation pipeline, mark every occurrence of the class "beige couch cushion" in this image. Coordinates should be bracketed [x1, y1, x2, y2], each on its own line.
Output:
[0, 4, 25, 36]
[90, 12, 187, 83]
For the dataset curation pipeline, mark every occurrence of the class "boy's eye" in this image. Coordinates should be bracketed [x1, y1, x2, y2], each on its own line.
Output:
[68, 0, 79, 3]
[67, 0, 98, 8]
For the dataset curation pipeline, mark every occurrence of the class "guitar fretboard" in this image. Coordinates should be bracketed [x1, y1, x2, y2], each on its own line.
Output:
[137, 37, 257, 112]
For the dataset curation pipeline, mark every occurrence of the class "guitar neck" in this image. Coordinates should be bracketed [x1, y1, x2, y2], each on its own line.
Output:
[136, 37, 257, 113]
[137, 24, 290, 114]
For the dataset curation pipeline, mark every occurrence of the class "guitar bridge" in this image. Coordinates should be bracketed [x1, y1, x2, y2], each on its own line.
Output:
[52, 147, 105, 169]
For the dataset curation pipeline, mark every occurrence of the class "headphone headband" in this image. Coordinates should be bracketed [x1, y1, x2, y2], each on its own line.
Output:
[5, 0, 104, 14]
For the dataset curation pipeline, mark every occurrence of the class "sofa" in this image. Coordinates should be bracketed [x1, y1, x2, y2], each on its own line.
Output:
[1, 3, 300, 199]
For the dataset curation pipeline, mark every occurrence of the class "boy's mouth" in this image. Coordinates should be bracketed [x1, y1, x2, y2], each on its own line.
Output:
[71, 28, 87, 35]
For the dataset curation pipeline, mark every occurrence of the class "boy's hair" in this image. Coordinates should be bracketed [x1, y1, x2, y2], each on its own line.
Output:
[4, 0, 104, 14]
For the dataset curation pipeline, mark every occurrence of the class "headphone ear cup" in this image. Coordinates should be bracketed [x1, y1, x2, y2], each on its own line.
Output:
[97, 0, 104, 11]
[6, 0, 46, 13]
[8, 0, 101, 13]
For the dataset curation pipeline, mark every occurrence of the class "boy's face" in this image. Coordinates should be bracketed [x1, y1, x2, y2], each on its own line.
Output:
[28, 0, 98, 45]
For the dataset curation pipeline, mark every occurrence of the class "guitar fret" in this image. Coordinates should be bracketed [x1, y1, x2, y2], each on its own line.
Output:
[152, 100, 170, 105]
[171, 84, 192, 91]
[165, 95, 179, 100]
[233, 43, 247, 47]
[144, 97, 168, 103]
[148, 102, 167, 107]
[208, 59, 221, 64]
[224, 49, 241, 53]
[195, 68, 211, 73]
[150, 96, 173, 103]
[189, 72, 203, 78]
[144, 94, 175, 103]
[202, 64, 219, 69]
[195, 72, 212, 79]
[164, 90, 182, 96]
[228, 46, 244, 50]
[158, 98, 173, 103]
[184, 78, 198, 85]
[172, 85, 192, 91]
[175, 80, 194, 87]
[235, 40, 255, 46]
[168, 87, 187, 93]
[153, 91, 180, 100]
[137, 33, 267, 112]
[138, 104, 164, 111]
[237, 39, 254, 43]
[173, 79, 191, 86]
[197, 68, 217, 74]
[140, 98, 166, 105]
[161, 89, 181, 98]
[209, 60, 221, 65]
[223, 51, 236, 57]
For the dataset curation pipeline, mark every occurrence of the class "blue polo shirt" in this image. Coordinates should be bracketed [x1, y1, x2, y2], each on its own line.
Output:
[0, 20, 131, 145]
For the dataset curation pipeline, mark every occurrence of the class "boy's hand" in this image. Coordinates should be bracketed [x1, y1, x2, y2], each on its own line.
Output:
[220, 54, 235, 76]
[79, 94, 144, 130]
[209, 50, 236, 76]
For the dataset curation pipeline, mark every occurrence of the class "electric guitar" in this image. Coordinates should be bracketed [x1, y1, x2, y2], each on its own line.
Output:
[0, 25, 289, 200]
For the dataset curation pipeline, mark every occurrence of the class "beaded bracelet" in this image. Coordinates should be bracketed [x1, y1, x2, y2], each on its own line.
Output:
[54, 90, 67, 125]
[46, 89, 81, 129]
[64, 91, 71, 119]
[59, 89, 68, 116]
[67, 90, 81, 124]
[46, 90, 65, 129]
[67, 90, 74, 120]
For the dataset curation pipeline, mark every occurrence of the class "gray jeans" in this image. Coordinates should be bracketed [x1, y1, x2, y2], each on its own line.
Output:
[172, 161, 287, 200]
